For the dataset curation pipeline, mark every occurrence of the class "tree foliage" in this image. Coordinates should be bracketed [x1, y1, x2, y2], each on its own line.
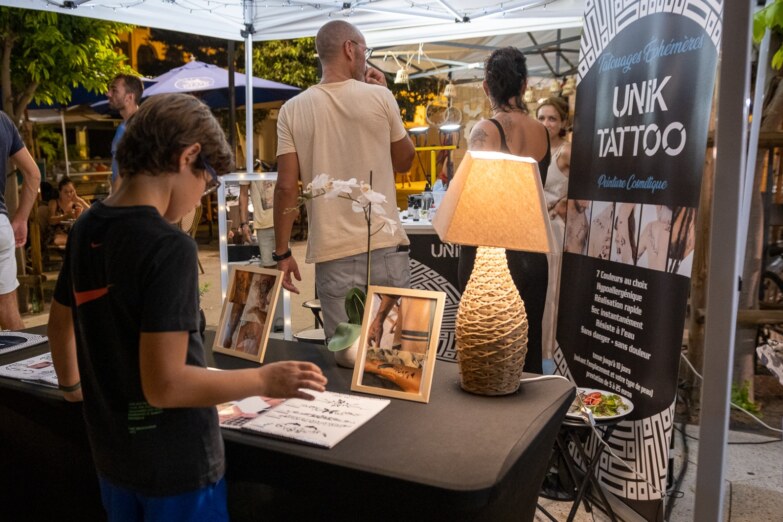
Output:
[251, 38, 318, 89]
[0, 7, 133, 125]
[755, 0, 783, 68]
[147, 30, 318, 89]
[146, 28, 229, 76]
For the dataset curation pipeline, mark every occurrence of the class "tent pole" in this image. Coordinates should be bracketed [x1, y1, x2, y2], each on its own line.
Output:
[243, 0, 254, 175]
[228, 40, 237, 165]
[694, 2, 752, 520]
[738, 0, 772, 274]
[221, 0, 256, 298]
[60, 110, 70, 178]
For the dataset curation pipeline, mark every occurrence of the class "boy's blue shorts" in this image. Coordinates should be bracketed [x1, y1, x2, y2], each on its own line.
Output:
[98, 476, 229, 522]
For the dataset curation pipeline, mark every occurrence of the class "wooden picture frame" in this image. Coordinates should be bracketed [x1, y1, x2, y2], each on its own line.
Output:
[351, 286, 445, 403]
[214, 266, 282, 362]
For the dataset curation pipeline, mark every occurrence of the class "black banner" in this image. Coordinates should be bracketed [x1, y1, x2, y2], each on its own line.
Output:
[556, 2, 721, 519]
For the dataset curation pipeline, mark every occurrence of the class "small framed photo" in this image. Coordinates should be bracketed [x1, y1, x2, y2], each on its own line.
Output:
[351, 286, 445, 403]
[215, 266, 282, 362]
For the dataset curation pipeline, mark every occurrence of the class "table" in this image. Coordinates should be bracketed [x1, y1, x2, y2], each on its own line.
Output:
[0, 327, 574, 521]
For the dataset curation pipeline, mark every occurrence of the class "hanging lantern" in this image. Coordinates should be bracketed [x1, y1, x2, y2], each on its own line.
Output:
[443, 82, 457, 99]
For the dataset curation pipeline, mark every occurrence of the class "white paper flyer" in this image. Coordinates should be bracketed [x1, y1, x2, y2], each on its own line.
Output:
[240, 390, 390, 448]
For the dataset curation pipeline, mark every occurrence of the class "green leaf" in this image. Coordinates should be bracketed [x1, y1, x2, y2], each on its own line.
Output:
[772, 46, 783, 70]
[0, 6, 132, 118]
[344, 287, 366, 325]
[328, 323, 362, 352]
[767, 1, 783, 31]
[754, 8, 769, 43]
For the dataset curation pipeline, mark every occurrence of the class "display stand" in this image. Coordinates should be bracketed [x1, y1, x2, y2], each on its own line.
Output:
[217, 172, 291, 340]
[544, 418, 620, 522]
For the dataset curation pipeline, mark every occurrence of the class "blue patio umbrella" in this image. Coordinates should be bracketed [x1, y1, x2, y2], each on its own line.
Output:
[141, 60, 299, 107]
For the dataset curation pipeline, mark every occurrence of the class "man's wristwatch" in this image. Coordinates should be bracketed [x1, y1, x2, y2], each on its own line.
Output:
[272, 248, 292, 262]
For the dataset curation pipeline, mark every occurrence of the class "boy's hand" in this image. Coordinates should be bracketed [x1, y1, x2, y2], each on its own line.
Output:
[258, 361, 327, 400]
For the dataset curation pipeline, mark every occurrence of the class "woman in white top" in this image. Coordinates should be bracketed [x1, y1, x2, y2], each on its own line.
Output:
[537, 97, 571, 238]
[536, 97, 571, 360]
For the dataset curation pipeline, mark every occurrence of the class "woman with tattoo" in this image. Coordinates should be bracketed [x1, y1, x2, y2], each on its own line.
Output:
[458, 47, 551, 374]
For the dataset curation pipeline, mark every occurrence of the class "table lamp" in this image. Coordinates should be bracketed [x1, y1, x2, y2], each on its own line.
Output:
[432, 151, 553, 395]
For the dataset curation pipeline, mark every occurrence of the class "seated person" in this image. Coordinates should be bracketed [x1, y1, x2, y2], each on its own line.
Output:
[48, 177, 89, 247]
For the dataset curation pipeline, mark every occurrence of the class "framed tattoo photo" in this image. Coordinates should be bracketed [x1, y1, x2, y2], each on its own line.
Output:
[351, 286, 445, 403]
[214, 266, 282, 362]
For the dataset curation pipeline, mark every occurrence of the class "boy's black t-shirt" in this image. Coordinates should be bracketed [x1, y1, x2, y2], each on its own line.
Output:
[53, 201, 224, 496]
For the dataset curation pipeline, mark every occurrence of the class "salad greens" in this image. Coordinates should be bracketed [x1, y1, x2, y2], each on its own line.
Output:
[578, 390, 629, 418]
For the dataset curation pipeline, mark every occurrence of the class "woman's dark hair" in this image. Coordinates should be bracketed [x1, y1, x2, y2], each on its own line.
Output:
[485, 47, 528, 112]
[58, 177, 74, 191]
[116, 93, 234, 179]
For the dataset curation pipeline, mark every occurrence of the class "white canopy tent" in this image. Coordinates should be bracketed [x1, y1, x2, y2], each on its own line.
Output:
[369, 28, 582, 84]
[0, 1, 584, 44]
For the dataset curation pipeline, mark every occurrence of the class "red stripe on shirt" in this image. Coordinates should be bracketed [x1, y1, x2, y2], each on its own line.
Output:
[73, 287, 109, 306]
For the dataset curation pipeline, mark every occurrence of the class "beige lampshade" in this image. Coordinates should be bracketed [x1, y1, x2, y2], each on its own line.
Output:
[431, 150, 553, 254]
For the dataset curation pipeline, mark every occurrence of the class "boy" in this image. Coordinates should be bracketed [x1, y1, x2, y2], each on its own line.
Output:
[48, 93, 327, 521]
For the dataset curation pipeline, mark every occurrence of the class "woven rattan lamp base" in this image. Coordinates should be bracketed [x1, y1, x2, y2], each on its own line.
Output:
[456, 246, 528, 395]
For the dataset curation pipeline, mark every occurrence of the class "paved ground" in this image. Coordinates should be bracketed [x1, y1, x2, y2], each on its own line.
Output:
[20, 235, 783, 521]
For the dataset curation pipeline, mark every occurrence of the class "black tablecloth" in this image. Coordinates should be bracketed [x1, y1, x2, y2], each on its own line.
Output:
[0, 327, 574, 522]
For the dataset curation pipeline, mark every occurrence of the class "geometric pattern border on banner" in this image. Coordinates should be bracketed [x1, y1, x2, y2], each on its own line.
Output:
[578, 0, 723, 82]
[409, 258, 460, 362]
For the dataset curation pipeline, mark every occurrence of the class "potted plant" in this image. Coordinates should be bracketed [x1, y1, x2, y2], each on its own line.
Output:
[327, 287, 366, 367]
[288, 173, 397, 367]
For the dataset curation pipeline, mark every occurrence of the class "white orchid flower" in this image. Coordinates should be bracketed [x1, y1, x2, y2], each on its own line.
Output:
[325, 178, 359, 199]
[378, 216, 399, 235]
[369, 203, 387, 215]
[352, 193, 388, 216]
[310, 173, 331, 191]
[359, 184, 387, 204]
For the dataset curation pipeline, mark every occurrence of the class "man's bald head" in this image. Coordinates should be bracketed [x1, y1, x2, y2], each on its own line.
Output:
[316, 20, 363, 65]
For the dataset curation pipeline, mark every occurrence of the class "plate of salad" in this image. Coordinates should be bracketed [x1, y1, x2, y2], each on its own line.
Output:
[567, 388, 634, 420]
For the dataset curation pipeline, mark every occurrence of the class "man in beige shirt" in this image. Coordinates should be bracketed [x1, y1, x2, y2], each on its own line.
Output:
[274, 20, 415, 339]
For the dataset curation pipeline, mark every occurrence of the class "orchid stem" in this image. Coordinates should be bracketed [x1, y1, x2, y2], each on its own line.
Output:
[367, 170, 372, 292]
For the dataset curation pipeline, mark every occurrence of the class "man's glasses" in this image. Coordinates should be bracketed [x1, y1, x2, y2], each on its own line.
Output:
[200, 156, 221, 196]
[349, 40, 373, 61]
